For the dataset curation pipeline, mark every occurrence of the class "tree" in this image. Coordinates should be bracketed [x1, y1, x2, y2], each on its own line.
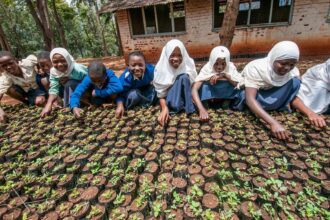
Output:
[0, 23, 11, 52]
[51, 0, 67, 48]
[25, 0, 55, 50]
[219, 0, 240, 48]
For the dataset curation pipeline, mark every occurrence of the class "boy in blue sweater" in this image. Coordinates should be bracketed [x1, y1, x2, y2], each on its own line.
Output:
[115, 51, 156, 118]
[70, 61, 123, 118]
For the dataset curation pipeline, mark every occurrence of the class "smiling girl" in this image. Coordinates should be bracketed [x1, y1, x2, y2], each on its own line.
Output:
[154, 39, 197, 126]
[41, 48, 88, 117]
[235, 41, 301, 140]
[192, 46, 242, 121]
[115, 51, 156, 118]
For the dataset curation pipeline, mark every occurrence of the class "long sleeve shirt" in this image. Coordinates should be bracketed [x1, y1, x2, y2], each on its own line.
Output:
[70, 69, 123, 109]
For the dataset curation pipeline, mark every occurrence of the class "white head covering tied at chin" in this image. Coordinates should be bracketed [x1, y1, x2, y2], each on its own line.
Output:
[50, 48, 75, 78]
[297, 59, 330, 114]
[195, 46, 242, 83]
[154, 39, 197, 98]
[242, 41, 300, 89]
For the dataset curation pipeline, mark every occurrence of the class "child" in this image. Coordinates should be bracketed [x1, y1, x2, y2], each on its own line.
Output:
[70, 61, 123, 118]
[235, 41, 301, 140]
[154, 39, 197, 126]
[36, 51, 52, 92]
[0, 51, 47, 108]
[292, 59, 329, 128]
[192, 46, 242, 121]
[115, 51, 156, 118]
[41, 48, 88, 117]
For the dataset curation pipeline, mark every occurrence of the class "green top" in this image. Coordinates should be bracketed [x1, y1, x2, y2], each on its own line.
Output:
[49, 63, 88, 95]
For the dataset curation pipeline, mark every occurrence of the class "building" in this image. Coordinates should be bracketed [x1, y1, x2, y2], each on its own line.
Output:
[100, 0, 330, 62]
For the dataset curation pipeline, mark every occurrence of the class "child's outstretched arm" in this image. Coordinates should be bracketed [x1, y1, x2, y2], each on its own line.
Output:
[192, 81, 209, 121]
[70, 77, 91, 118]
[292, 97, 326, 128]
[246, 87, 289, 140]
[158, 98, 170, 126]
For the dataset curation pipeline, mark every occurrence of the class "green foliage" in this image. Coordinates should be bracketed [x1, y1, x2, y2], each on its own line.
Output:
[0, 0, 119, 58]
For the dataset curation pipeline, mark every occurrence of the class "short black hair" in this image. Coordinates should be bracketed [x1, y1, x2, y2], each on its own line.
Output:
[128, 51, 146, 62]
[37, 51, 51, 60]
[88, 61, 106, 78]
[0, 51, 14, 59]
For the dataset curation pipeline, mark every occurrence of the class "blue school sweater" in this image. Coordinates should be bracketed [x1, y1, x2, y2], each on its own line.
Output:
[70, 69, 123, 109]
[116, 64, 154, 103]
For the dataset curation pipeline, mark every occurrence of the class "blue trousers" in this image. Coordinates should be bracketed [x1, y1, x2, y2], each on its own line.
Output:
[124, 85, 157, 109]
[199, 80, 239, 101]
[166, 74, 195, 114]
[233, 78, 301, 112]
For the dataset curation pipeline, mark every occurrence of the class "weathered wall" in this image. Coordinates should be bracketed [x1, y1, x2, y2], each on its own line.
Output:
[116, 0, 330, 63]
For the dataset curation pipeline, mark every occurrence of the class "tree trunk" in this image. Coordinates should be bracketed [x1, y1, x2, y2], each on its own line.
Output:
[51, 0, 67, 48]
[219, 0, 240, 48]
[25, 0, 54, 50]
[113, 14, 123, 56]
[92, 2, 109, 56]
[0, 24, 11, 52]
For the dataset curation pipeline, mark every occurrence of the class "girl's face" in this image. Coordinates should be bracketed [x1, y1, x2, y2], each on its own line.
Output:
[273, 59, 297, 76]
[38, 58, 52, 74]
[0, 56, 20, 76]
[52, 54, 68, 73]
[213, 58, 226, 73]
[129, 55, 145, 79]
[169, 47, 183, 69]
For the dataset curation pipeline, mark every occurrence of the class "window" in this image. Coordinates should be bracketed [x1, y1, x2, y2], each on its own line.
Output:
[129, 1, 186, 36]
[327, 5, 330, 23]
[213, 0, 293, 28]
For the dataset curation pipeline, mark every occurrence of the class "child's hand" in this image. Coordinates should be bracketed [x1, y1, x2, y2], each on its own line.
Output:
[158, 107, 170, 126]
[73, 107, 83, 118]
[115, 104, 125, 119]
[40, 104, 52, 117]
[199, 108, 209, 121]
[0, 108, 7, 123]
[270, 121, 289, 140]
[308, 112, 326, 128]
[209, 75, 219, 85]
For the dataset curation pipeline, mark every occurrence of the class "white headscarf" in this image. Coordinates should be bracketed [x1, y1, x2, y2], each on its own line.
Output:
[242, 41, 300, 89]
[195, 46, 242, 83]
[154, 39, 197, 98]
[50, 48, 75, 78]
[297, 59, 330, 114]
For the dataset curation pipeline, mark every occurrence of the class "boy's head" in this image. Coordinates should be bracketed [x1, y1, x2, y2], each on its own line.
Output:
[0, 51, 20, 76]
[37, 51, 52, 75]
[88, 61, 107, 89]
[128, 51, 146, 79]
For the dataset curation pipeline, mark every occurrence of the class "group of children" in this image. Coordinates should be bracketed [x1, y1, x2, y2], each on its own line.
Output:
[0, 39, 328, 140]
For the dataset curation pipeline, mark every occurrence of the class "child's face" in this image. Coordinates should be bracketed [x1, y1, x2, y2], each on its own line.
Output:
[213, 58, 226, 73]
[0, 56, 20, 76]
[129, 55, 145, 79]
[38, 58, 52, 74]
[90, 73, 107, 89]
[273, 59, 297, 76]
[52, 54, 68, 73]
[169, 47, 183, 69]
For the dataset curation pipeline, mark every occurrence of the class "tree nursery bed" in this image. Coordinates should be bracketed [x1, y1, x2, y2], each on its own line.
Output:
[0, 105, 329, 220]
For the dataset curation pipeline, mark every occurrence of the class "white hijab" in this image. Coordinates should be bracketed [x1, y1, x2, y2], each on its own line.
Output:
[242, 41, 300, 89]
[297, 59, 330, 114]
[154, 39, 197, 98]
[50, 48, 75, 78]
[195, 46, 242, 83]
